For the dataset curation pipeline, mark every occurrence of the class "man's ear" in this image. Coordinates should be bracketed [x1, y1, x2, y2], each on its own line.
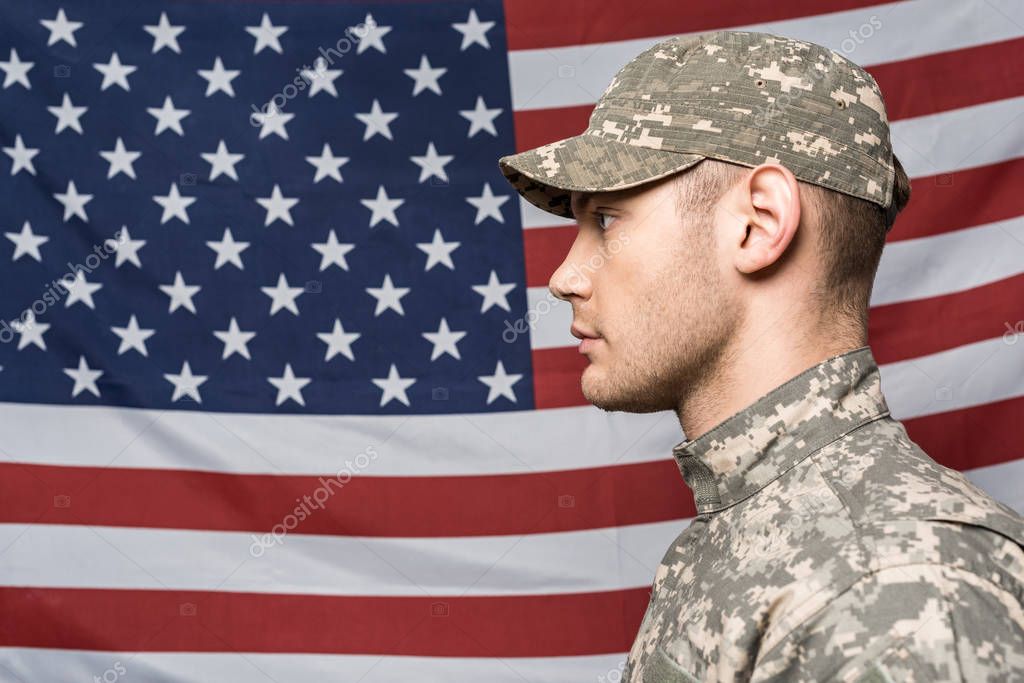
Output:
[719, 163, 801, 274]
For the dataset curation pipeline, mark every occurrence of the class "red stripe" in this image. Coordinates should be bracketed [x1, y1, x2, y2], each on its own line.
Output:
[2, 396, 1020, 546]
[869, 273, 1024, 365]
[532, 346, 589, 409]
[502, 0, 886, 51]
[512, 37, 1024, 154]
[0, 585, 648, 655]
[513, 104, 590, 154]
[523, 225, 576, 289]
[0, 459, 694, 536]
[904, 396, 1024, 472]
[888, 157, 1024, 242]
[523, 158, 1024, 288]
[2, 398, 1020, 540]
[871, 36, 1024, 122]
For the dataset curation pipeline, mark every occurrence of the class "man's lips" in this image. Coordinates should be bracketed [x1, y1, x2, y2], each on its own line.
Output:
[570, 323, 600, 341]
[571, 324, 602, 355]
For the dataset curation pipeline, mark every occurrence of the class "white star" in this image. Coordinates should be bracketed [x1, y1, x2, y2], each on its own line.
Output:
[197, 57, 240, 97]
[206, 227, 249, 269]
[5, 220, 48, 262]
[478, 360, 524, 404]
[11, 311, 50, 351]
[466, 182, 510, 224]
[403, 54, 446, 96]
[164, 361, 208, 403]
[472, 270, 516, 312]
[64, 356, 102, 398]
[54, 179, 93, 222]
[253, 101, 294, 140]
[201, 139, 245, 181]
[107, 225, 146, 268]
[256, 184, 299, 226]
[111, 315, 155, 356]
[41, 8, 84, 47]
[352, 13, 391, 54]
[305, 142, 349, 183]
[64, 270, 102, 309]
[317, 319, 361, 361]
[261, 273, 303, 315]
[3, 134, 39, 176]
[311, 230, 355, 271]
[301, 57, 342, 97]
[147, 95, 190, 135]
[366, 273, 410, 316]
[93, 52, 136, 91]
[355, 99, 398, 141]
[268, 364, 311, 406]
[360, 185, 404, 228]
[0, 48, 33, 89]
[246, 13, 288, 54]
[410, 142, 454, 183]
[48, 93, 87, 134]
[452, 9, 495, 50]
[459, 96, 502, 137]
[423, 318, 467, 361]
[144, 12, 185, 54]
[99, 137, 142, 179]
[160, 271, 201, 314]
[214, 317, 256, 360]
[372, 364, 415, 407]
[153, 182, 196, 224]
[415, 228, 460, 271]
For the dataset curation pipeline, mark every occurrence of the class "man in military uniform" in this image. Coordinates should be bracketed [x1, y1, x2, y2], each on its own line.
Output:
[497, 30, 1024, 681]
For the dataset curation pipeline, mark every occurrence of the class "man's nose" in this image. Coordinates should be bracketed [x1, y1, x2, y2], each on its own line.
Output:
[549, 255, 591, 302]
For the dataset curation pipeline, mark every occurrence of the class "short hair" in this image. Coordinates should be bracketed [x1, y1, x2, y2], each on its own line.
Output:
[674, 156, 912, 334]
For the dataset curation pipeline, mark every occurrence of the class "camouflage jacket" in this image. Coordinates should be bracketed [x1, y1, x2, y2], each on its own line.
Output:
[623, 345, 1024, 682]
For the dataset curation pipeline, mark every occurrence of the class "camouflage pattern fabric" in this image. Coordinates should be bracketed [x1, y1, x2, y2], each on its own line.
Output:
[624, 345, 1024, 682]
[498, 30, 896, 223]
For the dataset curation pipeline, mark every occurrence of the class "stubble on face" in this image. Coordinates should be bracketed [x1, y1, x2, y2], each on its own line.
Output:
[581, 206, 743, 415]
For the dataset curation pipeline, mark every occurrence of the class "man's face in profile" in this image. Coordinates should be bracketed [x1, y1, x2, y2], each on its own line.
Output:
[552, 172, 743, 414]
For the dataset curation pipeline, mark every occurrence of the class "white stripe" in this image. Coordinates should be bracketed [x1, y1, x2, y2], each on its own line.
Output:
[526, 286, 574, 350]
[964, 459, 1024, 515]
[891, 96, 1024, 177]
[0, 648, 629, 683]
[0, 520, 687, 595]
[881, 335, 1024, 419]
[508, 0, 1024, 111]
[873, 214, 1024, 306]
[0, 400, 680, 474]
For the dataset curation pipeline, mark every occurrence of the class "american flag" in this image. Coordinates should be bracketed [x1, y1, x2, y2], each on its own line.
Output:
[0, 0, 1022, 680]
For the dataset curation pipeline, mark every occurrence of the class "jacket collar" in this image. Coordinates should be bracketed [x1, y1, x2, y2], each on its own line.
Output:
[672, 345, 890, 515]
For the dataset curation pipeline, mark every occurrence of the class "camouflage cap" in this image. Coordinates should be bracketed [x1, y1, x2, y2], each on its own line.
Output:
[497, 30, 896, 222]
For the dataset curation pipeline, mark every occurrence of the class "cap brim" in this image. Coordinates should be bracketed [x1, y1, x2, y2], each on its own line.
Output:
[498, 133, 705, 220]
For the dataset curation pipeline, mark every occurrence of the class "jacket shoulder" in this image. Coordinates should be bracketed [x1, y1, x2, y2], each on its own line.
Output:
[815, 415, 1024, 561]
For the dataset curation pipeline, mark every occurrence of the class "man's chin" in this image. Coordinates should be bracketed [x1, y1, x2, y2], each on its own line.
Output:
[581, 370, 666, 414]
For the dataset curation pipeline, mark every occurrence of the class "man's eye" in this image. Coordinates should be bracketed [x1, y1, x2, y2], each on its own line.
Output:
[594, 212, 617, 230]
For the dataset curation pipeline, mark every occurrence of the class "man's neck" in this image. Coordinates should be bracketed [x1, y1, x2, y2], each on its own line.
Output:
[676, 332, 864, 441]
